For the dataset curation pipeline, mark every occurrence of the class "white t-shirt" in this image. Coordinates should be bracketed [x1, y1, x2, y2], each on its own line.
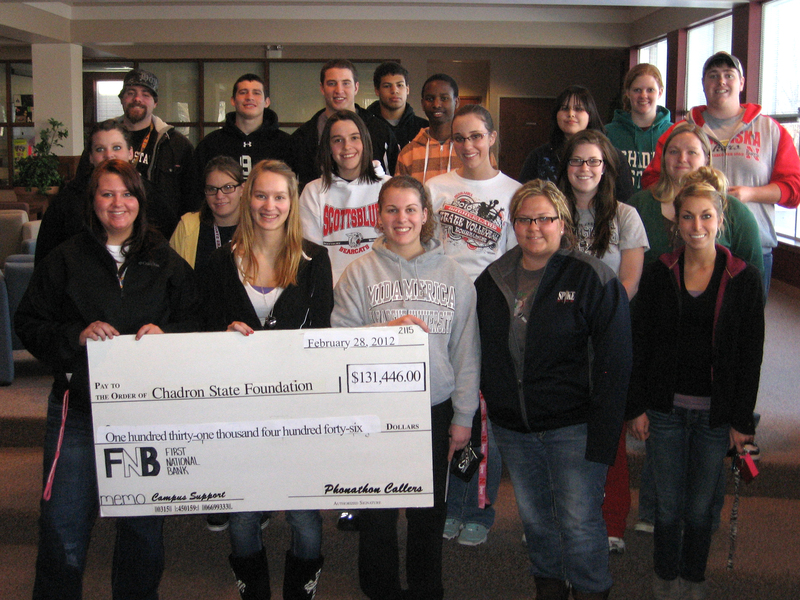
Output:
[426, 170, 520, 281]
[575, 202, 649, 275]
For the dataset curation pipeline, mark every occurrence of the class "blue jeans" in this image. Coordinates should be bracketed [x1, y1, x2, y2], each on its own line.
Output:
[359, 400, 452, 600]
[33, 395, 165, 600]
[228, 510, 322, 559]
[762, 251, 772, 303]
[646, 408, 730, 583]
[493, 422, 611, 594]
[446, 417, 501, 529]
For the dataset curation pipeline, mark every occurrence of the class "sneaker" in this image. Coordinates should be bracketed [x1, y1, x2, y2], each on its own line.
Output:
[443, 518, 462, 540]
[337, 511, 359, 531]
[458, 523, 489, 546]
[206, 513, 229, 532]
[679, 577, 709, 600]
[634, 520, 654, 534]
[608, 536, 626, 553]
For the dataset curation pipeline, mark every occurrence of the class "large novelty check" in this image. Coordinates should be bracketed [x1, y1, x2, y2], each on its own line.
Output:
[88, 326, 432, 518]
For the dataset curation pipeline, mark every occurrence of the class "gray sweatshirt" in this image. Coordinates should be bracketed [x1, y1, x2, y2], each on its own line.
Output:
[332, 236, 480, 427]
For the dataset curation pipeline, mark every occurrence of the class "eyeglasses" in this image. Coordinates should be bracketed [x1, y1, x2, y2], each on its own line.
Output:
[513, 216, 559, 227]
[453, 132, 489, 144]
[567, 157, 603, 168]
[204, 183, 241, 196]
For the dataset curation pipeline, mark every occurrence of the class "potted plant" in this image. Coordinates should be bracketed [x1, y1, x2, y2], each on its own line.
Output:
[13, 118, 69, 199]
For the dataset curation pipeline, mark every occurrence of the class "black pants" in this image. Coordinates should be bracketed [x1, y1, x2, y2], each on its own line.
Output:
[358, 400, 452, 600]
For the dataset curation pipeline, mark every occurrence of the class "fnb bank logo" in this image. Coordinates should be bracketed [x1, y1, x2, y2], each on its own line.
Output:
[104, 447, 161, 478]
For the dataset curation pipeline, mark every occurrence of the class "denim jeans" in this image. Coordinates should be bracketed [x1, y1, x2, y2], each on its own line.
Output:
[33, 395, 165, 600]
[358, 400, 452, 600]
[493, 422, 611, 594]
[646, 408, 730, 583]
[229, 509, 322, 559]
[762, 251, 772, 303]
[446, 417, 501, 529]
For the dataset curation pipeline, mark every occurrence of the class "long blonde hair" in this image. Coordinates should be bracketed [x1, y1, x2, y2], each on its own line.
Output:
[232, 159, 304, 288]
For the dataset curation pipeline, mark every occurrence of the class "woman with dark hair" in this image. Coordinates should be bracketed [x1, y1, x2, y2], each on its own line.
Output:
[170, 155, 245, 272]
[558, 129, 648, 298]
[36, 119, 178, 264]
[519, 85, 634, 202]
[476, 179, 631, 599]
[200, 159, 333, 600]
[605, 63, 672, 191]
[332, 175, 479, 600]
[299, 109, 390, 283]
[557, 129, 648, 555]
[15, 158, 199, 600]
[627, 180, 764, 600]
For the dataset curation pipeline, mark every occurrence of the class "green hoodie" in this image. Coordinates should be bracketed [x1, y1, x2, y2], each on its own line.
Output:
[605, 105, 671, 191]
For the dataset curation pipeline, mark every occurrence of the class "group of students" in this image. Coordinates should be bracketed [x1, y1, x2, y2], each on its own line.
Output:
[15, 56, 772, 600]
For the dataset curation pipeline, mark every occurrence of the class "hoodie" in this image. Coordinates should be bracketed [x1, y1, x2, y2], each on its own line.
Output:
[331, 237, 480, 427]
[396, 127, 463, 184]
[193, 108, 292, 206]
[641, 104, 800, 249]
[299, 173, 391, 284]
[605, 105, 672, 191]
[366, 100, 428, 153]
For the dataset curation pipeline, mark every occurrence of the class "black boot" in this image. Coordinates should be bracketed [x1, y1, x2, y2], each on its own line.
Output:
[229, 547, 271, 599]
[282, 551, 323, 600]
[534, 577, 570, 600]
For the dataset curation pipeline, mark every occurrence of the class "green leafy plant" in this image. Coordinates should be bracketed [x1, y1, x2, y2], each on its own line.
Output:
[14, 118, 69, 192]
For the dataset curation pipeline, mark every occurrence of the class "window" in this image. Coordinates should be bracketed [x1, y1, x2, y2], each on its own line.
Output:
[0, 62, 36, 187]
[762, 0, 800, 241]
[638, 39, 668, 108]
[203, 62, 264, 123]
[761, 0, 800, 116]
[82, 59, 391, 146]
[269, 61, 382, 130]
[96, 80, 125, 122]
[685, 15, 732, 108]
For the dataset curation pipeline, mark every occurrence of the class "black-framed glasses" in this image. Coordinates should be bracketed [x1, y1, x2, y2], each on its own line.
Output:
[204, 183, 242, 196]
[452, 132, 489, 144]
[567, 157, 603, 168]
[514, 216, 560, 227]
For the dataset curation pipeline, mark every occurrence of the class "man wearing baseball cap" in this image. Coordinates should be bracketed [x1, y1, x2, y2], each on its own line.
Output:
[117, 68, 196, 218]
[642, 51, 800, 298]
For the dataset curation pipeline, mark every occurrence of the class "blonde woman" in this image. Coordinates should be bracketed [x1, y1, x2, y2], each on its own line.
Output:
[200, 159, 333, 600]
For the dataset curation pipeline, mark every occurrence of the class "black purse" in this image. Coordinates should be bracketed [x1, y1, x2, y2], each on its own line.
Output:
[449, 441, 484, 482]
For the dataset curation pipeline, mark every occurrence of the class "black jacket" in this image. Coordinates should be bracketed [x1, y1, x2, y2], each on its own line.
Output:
[16, 230, 200, 412]
[193, 108, 293, 201]
[626, 245, 764, 434]
[475, 247, 632, 465]
[366, 101, 428, 154]
[199, 239, 333, 332]
[289, 104, 398, 188]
